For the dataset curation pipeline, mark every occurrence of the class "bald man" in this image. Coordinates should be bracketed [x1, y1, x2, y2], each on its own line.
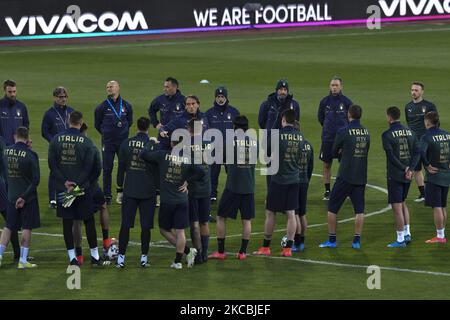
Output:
[94, 81, 133, 205]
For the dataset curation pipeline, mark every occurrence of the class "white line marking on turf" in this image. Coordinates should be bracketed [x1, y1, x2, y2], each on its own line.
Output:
[249, 255, 450, 278]
[0, 26, 449, 54]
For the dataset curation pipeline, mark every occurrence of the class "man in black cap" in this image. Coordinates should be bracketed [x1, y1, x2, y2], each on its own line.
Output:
[258, 79, 300, 188]
[205, 86, 240, 202]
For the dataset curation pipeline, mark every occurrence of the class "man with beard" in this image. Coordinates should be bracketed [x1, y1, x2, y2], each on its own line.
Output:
[0, 80, 30, 146]
[41, 87, 74, 208]
[405, 82, 438, 202]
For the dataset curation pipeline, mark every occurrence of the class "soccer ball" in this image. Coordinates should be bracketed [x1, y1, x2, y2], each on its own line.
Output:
[106, 238, 119, 260]
[281, 235, 288, 248]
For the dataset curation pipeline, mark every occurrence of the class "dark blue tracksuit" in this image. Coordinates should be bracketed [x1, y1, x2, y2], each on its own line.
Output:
[0, 136, 7, 214]
[160, 110, 209, 150]
[41, 103, 74, 202]
[0, 97, 30, 146]
[317, 92, 353, 163]
[205, 101, 240, 198]
[148, 90, 185, 128]
[94, 96, 133, 198]
[258, 92, 300, 187]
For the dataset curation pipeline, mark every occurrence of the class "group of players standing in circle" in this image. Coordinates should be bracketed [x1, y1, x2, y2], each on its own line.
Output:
[0, 76, 447, 270]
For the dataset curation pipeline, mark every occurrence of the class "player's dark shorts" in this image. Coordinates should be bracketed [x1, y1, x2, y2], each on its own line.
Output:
[6, 198, 40, 231]
[0, 179, 7, 213]
[121, 196, 156, 229]
[266, 181, 299, 213]
[319, 141, 334, 163]
[296, 183, 309, 216]
[425, 182, 449, 208]
[387, 179, 410, 204]
[328, 178, 366, 214]
[57, 193, 94, 220]
[218, 189, 255, 220]
[158, 202, 189, 230]
[188, 196, 210, 224]
[92, 186, 106, 213]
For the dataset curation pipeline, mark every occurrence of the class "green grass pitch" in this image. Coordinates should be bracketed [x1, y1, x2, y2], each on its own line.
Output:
[0, 22, 450, 300]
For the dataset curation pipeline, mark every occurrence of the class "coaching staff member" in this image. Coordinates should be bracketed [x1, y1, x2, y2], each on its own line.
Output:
[95, 80, 133, 204]
[317, 76, 353, 200]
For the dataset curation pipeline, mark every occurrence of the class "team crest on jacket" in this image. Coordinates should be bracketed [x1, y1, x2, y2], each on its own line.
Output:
[16, 110, 21, 117]
[227, 113, 231, 120]
[422, 106, 426, 113]
[339, 104, 344, 110]
[176, 103, 181, 111]
[290, 103, 293, 109]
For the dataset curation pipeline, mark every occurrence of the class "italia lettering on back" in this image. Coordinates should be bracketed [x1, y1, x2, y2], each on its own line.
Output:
[234, 140, 257, 147]
[432, 134, 450, 142]
[165, 153, 189, 164]
[391, 129, 412, 138]
[348, 128, 369, 136]
[188, 143, 213, 152]
[4, 148, 26, 158]
[129, 140, 145, 148]
[58, 135, 85, 143]
[280, 133, 303, 141]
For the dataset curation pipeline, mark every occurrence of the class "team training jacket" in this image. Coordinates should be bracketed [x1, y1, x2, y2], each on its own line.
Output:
[148, 90, 185, 128]
[94, 95, 133, 145]
[317, 92, 353, 143]
[0, 97, 29, 146]
[41, 103, 74, 142]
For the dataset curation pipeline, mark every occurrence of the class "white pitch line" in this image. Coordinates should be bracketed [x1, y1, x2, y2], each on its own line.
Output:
[249, 255, 450, 278]
[0, 26, 449, 55]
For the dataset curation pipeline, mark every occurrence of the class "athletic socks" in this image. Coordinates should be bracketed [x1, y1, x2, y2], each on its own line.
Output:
[419, 186, 425, 197]
[183, 246, 191, 255]
[325, 183, 331, 192]
[217, 238, 225, 254]
[353, 234, 361, 243]
[19, 247, 29, 264]
[299, 235, 305, 245]
[68, 249, 76, 261]
[239, 239, 249, 254]
[397, 231, 405, 243]
[117, 254, 125, 265]
[404, 224, 411, 236]
[328, 233, 336, 243]
[437, 228, 445, 239]
[75, 247, 83, 256]
[90, 247, 100, 260]
[263, 238, 271, 248]
[294, 234, 301, 247]
[141, 255, 148, 264]
[102, 229, 109, 240]
[201, 235, 209, 256]
[175, 252, 183, 263]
